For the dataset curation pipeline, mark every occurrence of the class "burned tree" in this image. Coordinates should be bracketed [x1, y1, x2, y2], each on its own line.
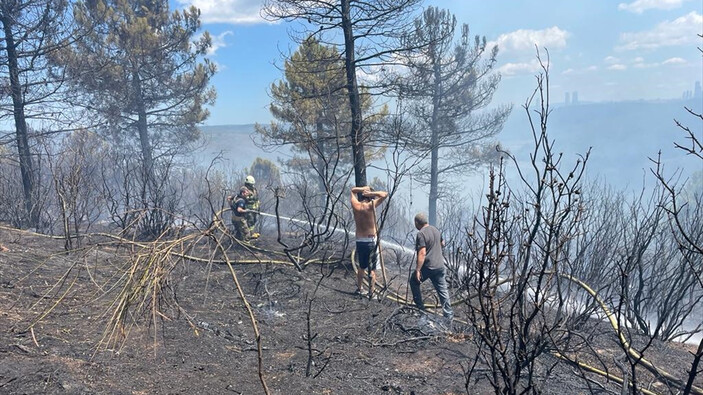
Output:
[263, 0, 422, 187]
[461, 55, 592, 394]
[0, 0, 72, 228]
[396, 6, 510, 225]
[652, 96, 703, 395]
[57, 0, 216, 237]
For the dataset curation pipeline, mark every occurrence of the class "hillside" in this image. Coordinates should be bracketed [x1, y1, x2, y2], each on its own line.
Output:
[197, 98, 703, 191]
[497, 97, 702, 188]
[196, 124, 291, 170]
[0, 225, 700, 394]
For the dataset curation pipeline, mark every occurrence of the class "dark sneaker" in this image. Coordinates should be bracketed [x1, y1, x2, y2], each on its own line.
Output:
[369, 293, 379, 301]
[354, 288, 368, 297]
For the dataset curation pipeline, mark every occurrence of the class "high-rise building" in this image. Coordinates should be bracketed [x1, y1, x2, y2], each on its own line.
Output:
[565, 92, 570, 104]
[694, 81, 702, 99]
[572, 91, 579, 104]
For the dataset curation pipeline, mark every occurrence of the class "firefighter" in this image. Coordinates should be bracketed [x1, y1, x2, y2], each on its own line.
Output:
[227, 187, 251, 241]
[243, 175, 260, 239]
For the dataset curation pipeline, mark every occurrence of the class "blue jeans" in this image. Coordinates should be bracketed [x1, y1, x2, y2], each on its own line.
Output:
[409, 267, 453, 319]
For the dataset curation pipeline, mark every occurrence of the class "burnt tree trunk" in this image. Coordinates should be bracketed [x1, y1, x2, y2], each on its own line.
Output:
[340, 0, 367, 187]
[1, 10, 38, 227]
[131, 70, 156, 192]
[428, 48, 442, 226]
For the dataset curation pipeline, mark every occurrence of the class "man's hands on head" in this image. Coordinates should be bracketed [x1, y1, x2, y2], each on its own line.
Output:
[351, 186, 367, 194]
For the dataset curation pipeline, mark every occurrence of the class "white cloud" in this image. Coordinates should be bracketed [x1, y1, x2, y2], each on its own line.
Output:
[617, 11, 702, 50]
[602, 55, 688, 69]
[562, 65, 599, 75]
[177, 0, 266, 24]
[618, 0, 690, 14]
[663, 57, 687, 64]
[489, 26, 570, 54]
[357, 65, 384, 85]
[207, 31, 234, 55]
[630, 56, 655, 68]
[498, 60, 543, 76]
[211, 60, 227, 71]
[604, 56, 620, 64]
[633, 61, 657, 68]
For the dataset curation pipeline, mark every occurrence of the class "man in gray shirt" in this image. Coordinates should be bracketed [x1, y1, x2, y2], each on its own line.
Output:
[409, 212, 453, 320]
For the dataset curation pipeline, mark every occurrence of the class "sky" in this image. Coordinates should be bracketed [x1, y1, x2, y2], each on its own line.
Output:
[172, 0, 703, 126]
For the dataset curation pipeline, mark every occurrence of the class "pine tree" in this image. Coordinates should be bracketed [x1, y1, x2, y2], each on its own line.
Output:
[256, 38, 383, 197]
[398, 7, 511, 225]
[58, 0, 216, 187]
[264, 0, 420, 187]
[258, 37, 351, 167]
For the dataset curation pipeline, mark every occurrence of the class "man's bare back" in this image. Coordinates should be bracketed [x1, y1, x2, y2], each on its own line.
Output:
[350, 186, 388, 238]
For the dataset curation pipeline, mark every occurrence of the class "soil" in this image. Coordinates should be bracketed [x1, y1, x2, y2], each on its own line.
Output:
[0, 225, 700, 395]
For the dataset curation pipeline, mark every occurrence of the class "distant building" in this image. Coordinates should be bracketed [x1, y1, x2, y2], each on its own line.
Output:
[682, 82, 700, 100]
[572, 91, 579, 104]
[565, 92, 570, 105]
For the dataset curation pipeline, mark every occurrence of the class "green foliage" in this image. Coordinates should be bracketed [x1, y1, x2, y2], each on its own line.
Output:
[256, 38, 386, 199]
[400, 6, 510, 158]
[397, 6, 511, 224]
[59, 0, 216, 156]
[263, 0, 422, 187]
[256, 37, 353, 164]
[248, 157, 281, 189]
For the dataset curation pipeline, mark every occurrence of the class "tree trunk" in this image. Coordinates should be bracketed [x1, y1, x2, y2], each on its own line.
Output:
[684, 336, 703, 395]
[1, 12, 38, 228]
[315, 119, 327, 210]
[341, 0, 367, 187]
[132, 71, 155, 191]
[428, 50, 442, 226]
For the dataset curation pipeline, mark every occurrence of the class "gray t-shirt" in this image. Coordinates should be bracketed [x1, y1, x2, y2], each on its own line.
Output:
[416, 225, 444, 270]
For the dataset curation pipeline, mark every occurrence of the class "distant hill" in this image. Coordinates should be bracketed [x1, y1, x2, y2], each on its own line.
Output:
[197, 98, 703, 191]
[500, 98, 703, 189]
[195, 124, 292, 170]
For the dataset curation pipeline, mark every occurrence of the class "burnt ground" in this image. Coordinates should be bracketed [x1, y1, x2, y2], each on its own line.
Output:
[0, 225, 700, 395]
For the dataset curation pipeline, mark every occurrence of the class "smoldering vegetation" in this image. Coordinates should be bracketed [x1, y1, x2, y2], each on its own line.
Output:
[1, 1, 701, 394]
[1, 68, 701, 394]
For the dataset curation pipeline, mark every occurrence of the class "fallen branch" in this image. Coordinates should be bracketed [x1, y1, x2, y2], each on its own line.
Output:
[363, 335, 436, 347]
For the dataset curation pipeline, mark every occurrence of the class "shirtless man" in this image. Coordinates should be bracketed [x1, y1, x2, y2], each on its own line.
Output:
[350, 185, 388, 299]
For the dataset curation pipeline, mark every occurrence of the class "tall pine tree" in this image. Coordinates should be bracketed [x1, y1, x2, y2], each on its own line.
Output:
[58, 0, 216, 187]
[256, 38, 384, 198]
[264, 0, 420, 187]
[398, 7, 511, 225]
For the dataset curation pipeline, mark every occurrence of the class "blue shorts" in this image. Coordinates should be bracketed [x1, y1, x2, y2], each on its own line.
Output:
[356, 239, 378, 271]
